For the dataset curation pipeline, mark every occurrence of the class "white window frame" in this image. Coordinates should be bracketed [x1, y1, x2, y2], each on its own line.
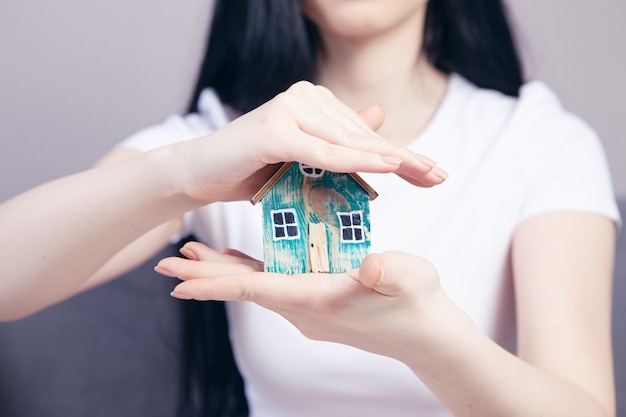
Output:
[299, 163, 325, 178]
[336, 210, 365, 243]
[271, 208, 301, 241]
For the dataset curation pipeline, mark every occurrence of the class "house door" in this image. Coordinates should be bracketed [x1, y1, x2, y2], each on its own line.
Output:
[308, 222, 330, 273]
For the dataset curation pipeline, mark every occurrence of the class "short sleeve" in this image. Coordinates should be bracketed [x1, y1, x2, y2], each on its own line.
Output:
[513, 82, 621, 228]
[116, 89, 228, 152]
[115, 113, 212, 152]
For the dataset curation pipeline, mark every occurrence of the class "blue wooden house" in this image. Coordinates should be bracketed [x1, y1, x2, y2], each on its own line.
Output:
[251, 162, 378, 274]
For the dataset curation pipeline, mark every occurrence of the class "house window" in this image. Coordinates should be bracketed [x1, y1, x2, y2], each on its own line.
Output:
[299, 163, 325, 178]
[271, 209, 300, 240]
[337, 210, 365, 243]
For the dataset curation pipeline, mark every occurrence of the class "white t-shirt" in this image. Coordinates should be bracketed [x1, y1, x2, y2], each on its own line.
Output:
[118, 74, 620, 417]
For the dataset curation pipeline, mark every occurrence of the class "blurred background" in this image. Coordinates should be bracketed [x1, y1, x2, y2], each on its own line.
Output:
[0, 2, 624, 416]
[0, 0, 624, 202]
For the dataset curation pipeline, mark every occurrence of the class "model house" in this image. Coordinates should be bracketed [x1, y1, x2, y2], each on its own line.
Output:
[251, 162, 378, 274]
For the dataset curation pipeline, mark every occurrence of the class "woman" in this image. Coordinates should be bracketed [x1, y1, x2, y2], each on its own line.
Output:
[0, 1, 619, 416]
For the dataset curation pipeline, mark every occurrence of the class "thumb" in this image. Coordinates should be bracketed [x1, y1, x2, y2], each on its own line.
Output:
[357, 104, 386, 132]
[349, 251, 438, 297]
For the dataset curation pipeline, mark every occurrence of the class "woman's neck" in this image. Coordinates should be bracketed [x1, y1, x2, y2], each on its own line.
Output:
[313, 16, 448, 146]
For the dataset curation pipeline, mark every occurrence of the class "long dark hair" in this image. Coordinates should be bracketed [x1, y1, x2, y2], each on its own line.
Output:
[180, 1, 524, 416]
[188, 0, 524, 115]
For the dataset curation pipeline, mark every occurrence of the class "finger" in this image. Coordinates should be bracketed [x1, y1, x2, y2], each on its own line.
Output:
[171, 271, 269, 302]
[357, 104, 386, 132]
[179, 242, 263, 270]
[280, 131, 404, 173]
[283, 132, 447, 186]
[257, 82, 449, 187]
[396, 164, 449, 187]
[179, 241, 262, 269]
[248, 91, 446, 183]
[348, 253, 385, 291]
[294, 83, 384, 139]
[155, 257, 257, 281]
[220, 247, 256, 260]
[221, 248, 264, 269]
[282, 115, 448, 185]
[276, 87, 386, 148]
[348, 252, 439, 297]
[294, 109, 385, 149]
[302, 92, 447, 185]
[179, 241, 220, 261]
[170, 270, 325, 304]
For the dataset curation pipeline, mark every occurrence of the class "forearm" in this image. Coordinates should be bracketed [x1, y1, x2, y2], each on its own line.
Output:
[400, 296, 614, 417]
[0, 146, 199, 320]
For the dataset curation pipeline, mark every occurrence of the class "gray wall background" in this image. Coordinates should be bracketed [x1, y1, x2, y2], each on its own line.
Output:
[1, 0, 624, 202]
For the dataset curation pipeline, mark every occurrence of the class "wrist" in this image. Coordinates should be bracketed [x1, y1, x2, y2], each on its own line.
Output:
[147, 140, 213, 208]
[395, 289, 482, 371]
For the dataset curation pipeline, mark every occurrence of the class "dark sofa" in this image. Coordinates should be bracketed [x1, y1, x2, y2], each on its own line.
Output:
[1, 200, 625, 416]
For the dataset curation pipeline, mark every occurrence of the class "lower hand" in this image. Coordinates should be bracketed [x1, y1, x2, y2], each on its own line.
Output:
[155, 241, 448, 361]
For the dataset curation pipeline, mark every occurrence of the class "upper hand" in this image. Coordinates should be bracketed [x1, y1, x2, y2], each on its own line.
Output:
[166, 81, 448, 203]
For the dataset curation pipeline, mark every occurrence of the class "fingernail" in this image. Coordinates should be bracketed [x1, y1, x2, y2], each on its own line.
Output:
[381, 156, 403, 166]
[346, 268, 360, 279]
[432, 166, 449, 180]
[414, 154, 436, 170]
[170, 290, 193, 300]
[154, 264, 176, 277]
[180, 245, 199, 260]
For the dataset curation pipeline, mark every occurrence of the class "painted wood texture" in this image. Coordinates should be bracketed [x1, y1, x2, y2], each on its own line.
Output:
[309, 222, 330, 273]
[260, 163, 372, 274]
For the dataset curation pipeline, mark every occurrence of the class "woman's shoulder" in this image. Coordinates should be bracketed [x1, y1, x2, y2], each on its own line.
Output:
[453, 74, 595, 139]
[445, 74, 602, 156]
[505, 79, 604, 161]
[446, 75, 619, 225]
[514, 79, 595, 135]
[116, 89, 230, 152]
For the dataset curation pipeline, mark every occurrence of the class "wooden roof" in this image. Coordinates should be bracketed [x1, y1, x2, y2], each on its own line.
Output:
[250, 162, 378, 205]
